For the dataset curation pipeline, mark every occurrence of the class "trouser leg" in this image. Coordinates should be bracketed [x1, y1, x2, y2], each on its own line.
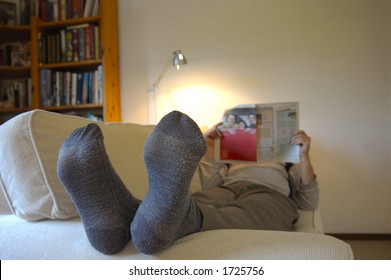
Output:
[192, 183, 299, 231]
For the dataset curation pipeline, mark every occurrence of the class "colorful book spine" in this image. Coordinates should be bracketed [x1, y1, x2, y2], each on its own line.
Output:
[39, 0, 99, 22]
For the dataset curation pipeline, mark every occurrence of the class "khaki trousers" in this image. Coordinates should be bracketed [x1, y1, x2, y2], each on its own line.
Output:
[192, 182, 299, 231]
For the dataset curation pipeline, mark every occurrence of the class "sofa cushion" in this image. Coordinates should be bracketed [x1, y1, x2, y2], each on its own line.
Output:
[0, 110, 203, 220]
[0, 110, 205, 220]
[0, 215, 353, 259]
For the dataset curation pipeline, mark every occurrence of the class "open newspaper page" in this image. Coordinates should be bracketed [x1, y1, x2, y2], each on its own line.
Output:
[215, 102, 300, 163]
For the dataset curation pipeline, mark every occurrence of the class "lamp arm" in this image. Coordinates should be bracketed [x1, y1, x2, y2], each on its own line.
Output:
[152, 54, 173, 89]
[149, 50, 186, 124]
[149, 53, 174, 124]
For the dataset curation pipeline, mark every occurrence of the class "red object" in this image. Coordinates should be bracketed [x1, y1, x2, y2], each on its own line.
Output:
[220, 129, 257, 162]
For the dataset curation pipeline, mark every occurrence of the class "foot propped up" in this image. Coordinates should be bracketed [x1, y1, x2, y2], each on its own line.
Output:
[131, 111, 206, 255]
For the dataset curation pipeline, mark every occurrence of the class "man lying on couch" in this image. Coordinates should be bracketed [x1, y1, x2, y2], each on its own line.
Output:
[57, 111, 318, 255]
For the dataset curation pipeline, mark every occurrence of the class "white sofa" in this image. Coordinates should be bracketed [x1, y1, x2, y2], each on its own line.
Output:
[0, 110, 353, 260]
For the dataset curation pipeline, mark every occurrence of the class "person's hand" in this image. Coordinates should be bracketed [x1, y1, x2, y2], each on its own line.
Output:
[291, 130, 315, 185]
[291, 130, 311, 158]
[203, 122, 223, 140]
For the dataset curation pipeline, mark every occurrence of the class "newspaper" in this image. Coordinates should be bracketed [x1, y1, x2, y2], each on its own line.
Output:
[214, 102, 300, 163]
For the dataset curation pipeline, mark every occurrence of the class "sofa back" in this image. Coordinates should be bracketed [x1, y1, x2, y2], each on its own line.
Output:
[0, 110, 203, 221]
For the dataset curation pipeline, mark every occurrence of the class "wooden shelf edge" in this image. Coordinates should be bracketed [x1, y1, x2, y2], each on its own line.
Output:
[36, 16, 100, 29]
[39, 104, 103, 111]
[1, 104, 103, 114]
[0, 65, 31, 71]
[0, 24, 30, 31]
[38, 60, 102, 69]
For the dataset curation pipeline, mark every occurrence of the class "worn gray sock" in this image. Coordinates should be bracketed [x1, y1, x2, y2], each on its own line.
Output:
[131, 111, 207, 255]
[57, 123, 141, 255]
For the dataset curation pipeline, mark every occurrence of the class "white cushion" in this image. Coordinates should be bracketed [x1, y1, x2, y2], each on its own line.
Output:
[0, 110, 204, 221]
[0, 215, 353, 260]
[0, 110, 89, 220]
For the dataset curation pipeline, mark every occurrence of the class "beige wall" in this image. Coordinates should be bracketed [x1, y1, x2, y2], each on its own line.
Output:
[118, 0, 391, 233]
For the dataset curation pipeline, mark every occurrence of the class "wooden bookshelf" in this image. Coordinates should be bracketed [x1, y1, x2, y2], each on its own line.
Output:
[0, 0, 121, 124]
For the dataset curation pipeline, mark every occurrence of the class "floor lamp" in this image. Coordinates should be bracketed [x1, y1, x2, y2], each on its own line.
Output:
[148, 50, 188, 124]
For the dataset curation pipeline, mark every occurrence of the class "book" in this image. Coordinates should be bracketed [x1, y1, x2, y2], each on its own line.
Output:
[83, 0, 94, 17]
[64, 29, 73, 62]
[71, 72, 77, 105]
[215, 102, 300, 164]
[65, 23, 90, 62]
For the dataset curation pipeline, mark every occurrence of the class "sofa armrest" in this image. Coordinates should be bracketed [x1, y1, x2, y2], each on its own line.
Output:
[294, 209, 324, 234]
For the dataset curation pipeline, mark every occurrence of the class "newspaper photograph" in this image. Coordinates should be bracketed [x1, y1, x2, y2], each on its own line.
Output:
[215, 102, 300, 163]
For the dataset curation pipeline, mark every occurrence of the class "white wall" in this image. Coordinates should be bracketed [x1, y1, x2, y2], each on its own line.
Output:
[118, 0, 391, 233]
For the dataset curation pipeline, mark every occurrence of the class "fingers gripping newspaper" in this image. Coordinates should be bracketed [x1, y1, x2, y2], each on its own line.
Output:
[215, 102, 300, 163]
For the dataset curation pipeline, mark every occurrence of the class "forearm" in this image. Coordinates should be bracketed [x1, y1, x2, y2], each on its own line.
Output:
[299, 153, 316, 185]
[203, 123, 222, 160]
[204, 138, 215, 159]
[289, 161, 319, 210]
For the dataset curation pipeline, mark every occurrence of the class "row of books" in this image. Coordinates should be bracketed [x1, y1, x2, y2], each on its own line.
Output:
[38, 23, 99, 64]
[0, 0, 35, 26]
[40, 66, 102, 107]
[0, 42, 32, 67]
[40, 0, 100, 22]
[20, 0, 37, 25]
[0, 79, 32, 109]
[3, 0, 99, 26]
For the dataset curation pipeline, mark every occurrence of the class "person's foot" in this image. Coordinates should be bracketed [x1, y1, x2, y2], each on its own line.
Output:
[131, 111, 206, 254]
[57, 123, 141, 254]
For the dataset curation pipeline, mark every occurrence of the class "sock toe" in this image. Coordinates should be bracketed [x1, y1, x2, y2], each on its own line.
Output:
[58, 123, 140, 255]
[131, 111, 205, 255]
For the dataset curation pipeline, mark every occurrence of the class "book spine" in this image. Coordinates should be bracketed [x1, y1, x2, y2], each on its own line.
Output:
[92, 70, 97, 103]
[71, 72, 77, 105]
[71, 0, 78, 18]
[83, 0, 93, 17]
[85, 24, 92, 60]
[78, 27, 85, 61]
[94, 25, 100, 59]
[64, 71, 71, 105]
[60, 0, 67, 20]
[40, 69, 47, 106]
[52, 0, 59, 21]
[72, 28, 79, 61]
[78, 0, 84, 18]
[55, 33, 61, 63]
[87, 72, 93, 103]
[97, 65, 102, 104]
[64, 29, 73, 62]
[60, 29, 66, 62]
[76, 72, 83, 104]
[82, 72, 88, 103]
[89, 24, 95, 60]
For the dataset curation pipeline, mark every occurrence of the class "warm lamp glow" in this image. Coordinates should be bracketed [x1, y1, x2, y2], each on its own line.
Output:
[156, 84, 237, 128]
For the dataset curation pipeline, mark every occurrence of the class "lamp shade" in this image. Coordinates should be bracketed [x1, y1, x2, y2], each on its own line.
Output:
[172, 50, 187, 69]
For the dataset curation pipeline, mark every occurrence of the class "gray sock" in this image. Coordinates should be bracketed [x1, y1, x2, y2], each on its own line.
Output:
[57, 123, 141, 255]
[131, 111, 206, 255]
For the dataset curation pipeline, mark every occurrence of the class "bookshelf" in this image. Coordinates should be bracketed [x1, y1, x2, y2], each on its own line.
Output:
[0, 0, 121, 124]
